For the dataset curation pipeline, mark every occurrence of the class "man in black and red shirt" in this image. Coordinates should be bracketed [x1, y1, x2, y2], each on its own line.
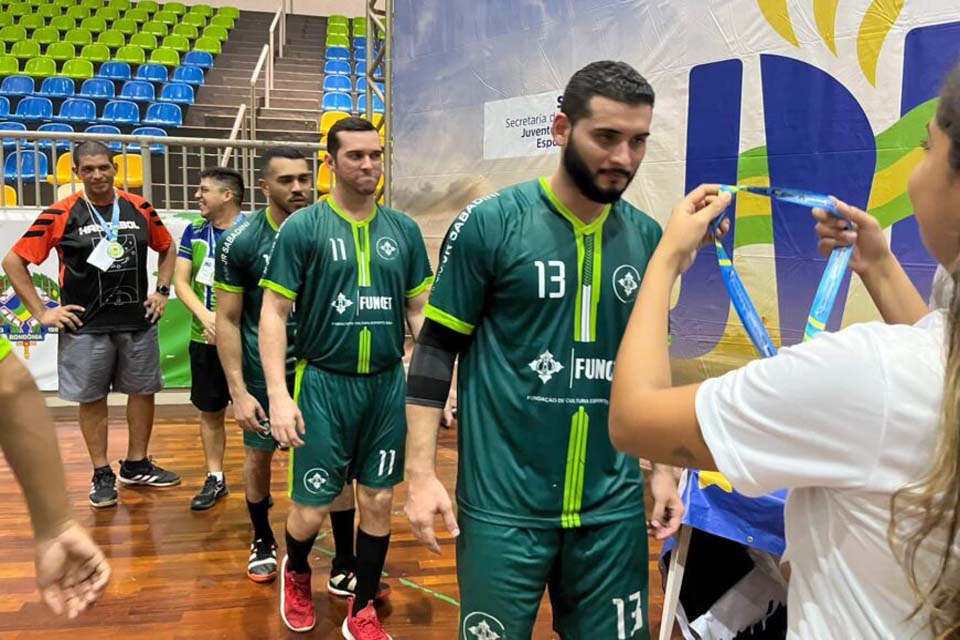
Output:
[2, 141, 180, 508]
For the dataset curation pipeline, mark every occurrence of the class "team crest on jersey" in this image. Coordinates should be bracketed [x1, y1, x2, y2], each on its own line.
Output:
[376, 236, 399, 261]
[529, 350, 563, 383]
[331, 292, 354, 315]
[462, 612, 506, 640]
[612, 265, 641, 303]
[303, 468, 330, 494]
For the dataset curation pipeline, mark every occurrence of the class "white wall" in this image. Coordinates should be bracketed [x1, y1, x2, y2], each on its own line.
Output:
[173, 0, 366, 17]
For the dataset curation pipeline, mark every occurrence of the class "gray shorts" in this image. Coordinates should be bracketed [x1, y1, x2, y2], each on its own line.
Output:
[57, 325, 163, 403]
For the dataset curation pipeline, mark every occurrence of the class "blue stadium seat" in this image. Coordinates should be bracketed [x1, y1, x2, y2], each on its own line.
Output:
[172, 65, 203, 85]
[183, 50, 212, 69]
[159, 81, 193, 104]
[54, 97, 97, 123]
[85, 124, 123, 151]
[322, 75, 351, 93]
[120, 79, 155, 102]
[357, 93, 385, 114]
[142, 101, 181, 127]
[356, 77, 384, 94]
[135, 63, 168, 83]
[37, 122, 74, 151]
[324, 59, 350, 76]
[128, 125, 167, 154]
[352, 37, 366, 49]
[0, 75, 35, 98]
[0, 122, 27, 149]
[97, 61, 132, 81]
[78, 77, 115, 100]
[100, 99, 140, 125]
[4, 150, 49, 183]
[0, 96, 10, 118]
[325, 46, 349, 61]
[354, 61, 381, 77]
[11, 96, 53, 122]
[39, 76, 76, 98]
[353, 47, 367, 61]
[321, 91, 352, 113]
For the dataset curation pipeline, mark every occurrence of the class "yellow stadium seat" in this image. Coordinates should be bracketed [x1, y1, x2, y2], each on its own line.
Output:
[57, 182, 83, 200]
[0, 185, 17, 206]
[113, 153, 142, 188]
[46, 151, 75, 185]
[317, 161, 334, 194]
[319, 110, 349, 137]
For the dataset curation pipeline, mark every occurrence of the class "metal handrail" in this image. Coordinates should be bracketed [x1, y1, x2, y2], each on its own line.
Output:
[249, 44, 270, 140]
[221, 103, 248, 165]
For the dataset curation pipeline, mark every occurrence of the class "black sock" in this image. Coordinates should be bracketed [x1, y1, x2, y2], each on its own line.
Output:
[353, 529, 390, 615]
[247, 497, 274, 546]
[330, 508, 356, 572]
[285, 529, 316, 574]
[123, 458, 148, 469]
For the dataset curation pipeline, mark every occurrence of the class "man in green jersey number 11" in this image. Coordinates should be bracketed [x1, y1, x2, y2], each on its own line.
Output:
[405, 61, 684, 640]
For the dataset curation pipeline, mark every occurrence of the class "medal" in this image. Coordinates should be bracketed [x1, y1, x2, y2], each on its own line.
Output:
[107, 241, 124, 259]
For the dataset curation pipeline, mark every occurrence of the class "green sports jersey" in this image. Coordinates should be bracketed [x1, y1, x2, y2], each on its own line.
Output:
[426, 178, 662, 529]
[178, 217, 237, 343]
[213, 208, 295, 389]
[260, 200, 433, 375]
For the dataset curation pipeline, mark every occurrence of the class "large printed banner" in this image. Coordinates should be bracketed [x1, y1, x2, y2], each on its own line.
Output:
[391, 0, 959, 378]
[0, 209, 199, 390]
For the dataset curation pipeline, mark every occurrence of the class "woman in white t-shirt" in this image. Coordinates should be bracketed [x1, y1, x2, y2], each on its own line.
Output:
[610, 64, 960, 639]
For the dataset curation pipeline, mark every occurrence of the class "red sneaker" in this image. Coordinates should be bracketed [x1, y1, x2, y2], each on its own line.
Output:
[341, 597, 393, 640]
[279, 555, 315, 632]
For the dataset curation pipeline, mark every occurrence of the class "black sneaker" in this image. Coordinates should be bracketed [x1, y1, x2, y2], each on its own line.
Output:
[89, 466, 118, 508]
[190, 474, 228, 510]
[327, 566, 392, 600]
[118, 458, 182, 487]
[247, 538, 278, 583]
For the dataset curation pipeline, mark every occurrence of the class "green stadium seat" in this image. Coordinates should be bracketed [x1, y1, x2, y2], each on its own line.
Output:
[17, 14, 45, 32]
[209, 15, 233, 30]
[50, 16, 76, 32]
[7, 3, 33, 18]
[0, 25, 27, 44]
[94, 7, 120, 22]
[26, 0, 46, 6]
[81, 0, 100, 10]
[36, 6, 61, 21]
[214, 6, 237, 19]
[191, 4, 215, 18]
[142, 21, 168, 37]
[164, 2, 185, 15]
[112, 18, 136, 35]
[46, 42, 76, 62]
[182, 13, 205, 28]
[64, 29, 93, 46]
[153, 10, 177, 26]
[327, 24, 348, 38]
[97, 30, 126, 49]
[80, 17, 107, 34]
[0, 56, 18, 75]
[328, 15, 348, 27]
[136, 0, 159, 13]
[61, 57, 94, 79]
[201, 25, 227, 42]
[53, 0, 75, 8]
[171, 23, 197, 39]
[35, 25, 62, 45]
[325, 34, 349, 48]
[148, 45, 178, 66]
[65, 6, 91, 20]
[352, 17, 366, 36]
[23, 56, 56, 77]
[80, 43, 110, 63]
[161, 34, 189, 53]
[124, 8, 148, 23]
[193, 36, 219, 55]
[11, 40, 41, 60]
[108, 0, 132, 11]
[0, 15, 13, 29]
[129, 33, 156, 50]
[115, 44, 145, 64]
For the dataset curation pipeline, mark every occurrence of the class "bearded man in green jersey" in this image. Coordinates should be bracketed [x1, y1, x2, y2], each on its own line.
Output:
[405, 61, 684, 640]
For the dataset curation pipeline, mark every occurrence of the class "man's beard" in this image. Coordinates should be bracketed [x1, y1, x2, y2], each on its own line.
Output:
[562, 138, 636, 204]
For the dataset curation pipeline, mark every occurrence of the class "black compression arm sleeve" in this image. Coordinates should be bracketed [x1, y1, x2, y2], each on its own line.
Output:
[406, 318, 471, 407]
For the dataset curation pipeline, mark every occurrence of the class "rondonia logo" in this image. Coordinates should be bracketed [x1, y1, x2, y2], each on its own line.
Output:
[376, 236, 399, 261]
[612, 265, 640, 303]
[462, 611, 506, 640]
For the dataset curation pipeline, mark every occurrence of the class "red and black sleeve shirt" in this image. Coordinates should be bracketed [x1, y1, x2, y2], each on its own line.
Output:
[12, 190, 173, 334]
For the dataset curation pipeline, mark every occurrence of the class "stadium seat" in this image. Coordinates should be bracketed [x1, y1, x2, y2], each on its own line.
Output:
[172, 24, 198, 40]
[53, 0, 76, 8]
[0, 16, 12, 30]
[128, 125, 166, 153]
[326, 35, 349, 49]
[85, 124, 122, 152]
[356, 78, 384, 94]
[328, 15, 349, 27]
[33, 26, 61, 46]
[46, 151, 75, 185]
[95, 7, 120, 22]
[64, 6, 90, 21]
[190, 4, 214, 18]
[23, 56, 56, 78]
[201, 25, 227, 42]
[352, 17, 366, 37]
[319, 110, 348, 136]
[129, 33, 157, 51]
[36, 122, 73, 151]
[355, 61, 382, 77]
[164, 2, 186, 16]
[61, 58, 94, 80]
[317, 161, 333, 193]
[353, 37, 367, 50]
[11, 41, 41, 61]
[0, 122, 27, 148]
[183, 50, 212, 69]
[172, 64, 203, 85]
[321, 91, 353, 113]
[115, 45, 146, 65]
[80, 44, 111, 64]
[120, 79, 154, 102]
[65, 29, 93, 47]
[97, 61, 131, 81]
[78, 77, 115, 99]
[49, 16, 76, 33]
[353, 47, 368, 62]
[142, 101, 180, 127]
[97, 60, 133, 80]
[100, 99, 139, 125]
[324, 60, 351, 76]
[143, 22, 168, 37]
[0, 75, 33, 97]
[159, 81, 192, 104]
[327, 24, 348, 38]
[137, 0, 159, 14]
[17, 14, 45, 32]
[182, 13, 206, 29]
[54, 97, 97, 123]
[112, 18, 137, 36]
[81, 0, 100, 11]
[214, 6, 237, 19]
[209, 15, 233, 30]
[193, 36, 220, 55]
[0, 56, 17, 76]
[0, 184, 18, 206]
[0, 96, 10, 118]
[11, 96, 53, 122]
[149, 46, 179, 67]
[113, 152, 142, 187]
[358, 93, 385, 114]
[109, 0, 132, 11]
[6, 4, 32, 18]
[80, 17, 107, 34]
[161, 34, 190, 54]
[46, 42, 76, 62]
[325, 46, 349, 62]
[135, 63, 167, 82]
[322, 75, 351, 93]
[97, 30, 126, 50]
[153, 10, 177, 27]
[123, 8, 149, 23]
[39, 76, 75, 98]
[0, 25, 27, 44]
[37, 5, 61, 21]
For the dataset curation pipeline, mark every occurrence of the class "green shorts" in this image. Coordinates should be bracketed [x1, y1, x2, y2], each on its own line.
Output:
[457, 514, 650, 640]
[242, 373, 296, 452]
[288, 361, 406, 507]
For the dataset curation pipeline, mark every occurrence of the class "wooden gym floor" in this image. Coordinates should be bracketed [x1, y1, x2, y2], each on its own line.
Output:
[0, 411, 675, 639]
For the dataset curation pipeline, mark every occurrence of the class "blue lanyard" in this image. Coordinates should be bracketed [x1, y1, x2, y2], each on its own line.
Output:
[84, 192, 121, 242]
[204, 213, 244, 258]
